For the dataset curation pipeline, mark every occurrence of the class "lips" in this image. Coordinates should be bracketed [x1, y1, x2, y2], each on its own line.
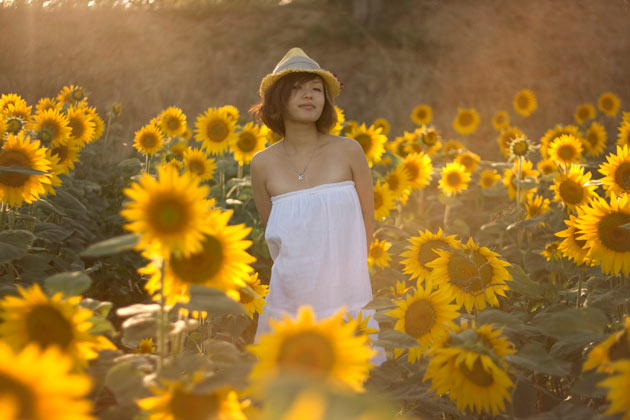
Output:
[299, 104, 315, 109]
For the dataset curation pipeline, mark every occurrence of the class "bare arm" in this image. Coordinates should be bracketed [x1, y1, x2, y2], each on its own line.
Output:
[250, 152, 272, 226]
[347, 140, 374, 253]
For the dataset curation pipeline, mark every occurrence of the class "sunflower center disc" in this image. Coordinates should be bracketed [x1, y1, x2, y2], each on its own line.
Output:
[578, 109, 590, 120]
[513, 141, 528, 156]
[25, 304, 74, 349]
[370, 246, 383, 259]
[6, 118, 23, 134]
[447, 253, 488, 294]
[559, 179, 584, 205]
[239, 288, 254, 304]
[0, 151, 32, 187]
[169, 389, 219, 420]
[608, 331, 630, 362]
[587, 132, 599, 147]
[69, 117, 85, 139]
[602, 97, 613, 111]
[597, 211, 630, 253]
[166, 117, 180, 132]
[0, 372, 37, 420]
[517, 95, 529, 109]
[458, 112, 473, 126]
[237, 133, 256, 152]
[52, 145, 69, 162]
[446, 172, 462, 187]
[418, 239, 451, 268]
[148, 195, 190, 235]
[557, 145, 576, 162]
[355, 134, 372, 154]
[460, 156, 473, 169]
[614, 162, 630, 191]
[374, 192, 383, 209]
[404, 299, 436, 338]
[423, 132, 438, 146]
[207, 120, 228, 143]
[387, 175, 399, 191]
[403, 162, 419, 181]
[277, 331, 336, 373]
[141, 133, 157, 148]
[459, 357, 495, 387]
[415, 110, 426, 120]
[171, 235, 224, 285]
[189, 160, 204, 175]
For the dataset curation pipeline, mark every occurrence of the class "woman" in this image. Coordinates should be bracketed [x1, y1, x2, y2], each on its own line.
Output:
[249, 48, 381, 352]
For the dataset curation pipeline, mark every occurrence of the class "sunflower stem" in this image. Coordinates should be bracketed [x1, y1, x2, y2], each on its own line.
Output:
[104, 114, 113, 144]
[219, 151, 226, 200]
[0, 202, 6, 231]
[157, 258, 167, 372]
[443, 202, 451, 229]
[576, 273, 582, 309]
[237, 163, 243, 179]
[145, 153, 149, 174]
[516, 157, 522, 215]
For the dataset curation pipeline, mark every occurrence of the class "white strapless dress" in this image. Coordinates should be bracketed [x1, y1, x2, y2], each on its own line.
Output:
[255, 180, 385, 363]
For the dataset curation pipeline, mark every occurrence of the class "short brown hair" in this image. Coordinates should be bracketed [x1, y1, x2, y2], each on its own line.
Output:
[250, 72, 337, 137]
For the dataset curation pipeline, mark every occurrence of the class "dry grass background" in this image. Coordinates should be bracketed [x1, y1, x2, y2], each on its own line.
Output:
[1, 0, 629, 159]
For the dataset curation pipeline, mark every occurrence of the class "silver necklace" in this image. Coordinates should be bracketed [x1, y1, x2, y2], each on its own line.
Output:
[283, 137, 319, 181]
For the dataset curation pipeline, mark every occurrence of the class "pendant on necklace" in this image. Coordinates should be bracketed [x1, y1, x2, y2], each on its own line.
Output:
[298, 174, 304, 181]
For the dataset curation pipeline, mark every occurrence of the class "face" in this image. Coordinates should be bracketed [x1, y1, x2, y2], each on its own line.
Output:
[282, 76, 326, 124]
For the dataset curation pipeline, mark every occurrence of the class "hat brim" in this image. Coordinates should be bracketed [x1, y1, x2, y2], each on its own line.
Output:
[259, 69, 341, 98]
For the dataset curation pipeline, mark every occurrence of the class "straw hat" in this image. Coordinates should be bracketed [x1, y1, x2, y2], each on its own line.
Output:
[259, 47, 341, 98]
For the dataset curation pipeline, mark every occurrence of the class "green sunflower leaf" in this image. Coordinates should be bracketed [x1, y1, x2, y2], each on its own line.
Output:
[44, 271, 92, 297]
[81, 233, 139, 257]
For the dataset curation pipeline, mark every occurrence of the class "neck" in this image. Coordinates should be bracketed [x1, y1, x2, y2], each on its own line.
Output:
[283, 121, 320, 153]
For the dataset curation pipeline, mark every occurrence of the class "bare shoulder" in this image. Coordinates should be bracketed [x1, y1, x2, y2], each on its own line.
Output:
[251, 141, 282, 170]
[324, 134, 362, 155]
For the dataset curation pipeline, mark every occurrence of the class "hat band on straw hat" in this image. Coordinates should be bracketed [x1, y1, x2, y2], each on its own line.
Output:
[274, 58, 321, 74]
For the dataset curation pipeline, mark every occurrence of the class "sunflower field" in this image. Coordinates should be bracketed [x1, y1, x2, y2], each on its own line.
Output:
[0, 81, 629, 420]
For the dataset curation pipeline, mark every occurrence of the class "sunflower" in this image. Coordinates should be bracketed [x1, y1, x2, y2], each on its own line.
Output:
[220, 104, 240, 123]
[56, 85, 87, 105]
[31, 108, 71, 147]
[418, 125, 442, 154]
[454, 150, 480, 173]
[384, 165, 411, 205]
[121, 164, 215, 258]
[238, 272, 269, 319]
[427, 238, 512, 313]
[497, 126, 525, 157]
[158, 107, 187, 138]
[0, 284, 115, 367]
[411, 104, 432, 125]
[492, 110, 510, 131]
[140, 208, 255, 304]
[400, 152, 433, 190]
[583, 317, 630, 373]
[138, 379, 248, 420]
[537, 159, 558, 176]
[0, 342, 95, 420]
[133, 124, 165, 156]
[442, 139, 466, 154]
[84, 106, 105, 143]
[4, 116, 26, 136]
[438, 162, 471, 196]
[0, 131, 52, 207]
[599, 145, 630, 196]
[574, 193, 630, 276]
[478, 169, 501, 189]
[555, 214, 592, 266]
[453, 108, 480, 135]
[598, 360, 630, 420]
[513, 89, 537, 116]
[386, 282, 460, 363]
[390, 279, 410, 298]
[372, 117, 390, 135]
[231, 122, 266, 166]
[195, 107, 237, 155]
[552, 164, 597, 212]
[135, 338, 156, 354]
[373, 180, 396, 221]
[345, 311, 379, 344]
[42, 150, 63, 196]
[509, 135, 535, 160]
[65, 105, 95, 146]
[170, 142, 187, 159]
[329, 106, 345, 135]
[36, 97, 59, 114]
[574, 104, 596, 125]
[618, 121, 630, 147]
[346, 123, 387, 167]
[525, 194, 550, 220]
[49, 137, 82, 175]
[247, 306, 375, 393]
[183, 147, 217, 181]
[181, 125, 192, 141]
[0, 118, 6, 139]
[0, 93, 26, 113]
[400, 228, 462, 282]
[423, 323, 515, 416]
[582, 121, 607, 157]
[3, 101, 33, 125]
[548, 134, 583, 167]
[539, 124, 582, 159]
[541, 241, 562, 261]
[598, 92, 621, 116]
[502, 159, 539, 202]
[368, 238, 392, 269]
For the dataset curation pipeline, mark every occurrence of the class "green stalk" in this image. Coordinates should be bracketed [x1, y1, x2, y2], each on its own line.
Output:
[576, 273, 582, 309]
[516, 157, 522, 215]
[104, 114, 113, 144]
[157, 259, 167, 372]
[0, 202, 6, 231]
[219, 151, 225, 200]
